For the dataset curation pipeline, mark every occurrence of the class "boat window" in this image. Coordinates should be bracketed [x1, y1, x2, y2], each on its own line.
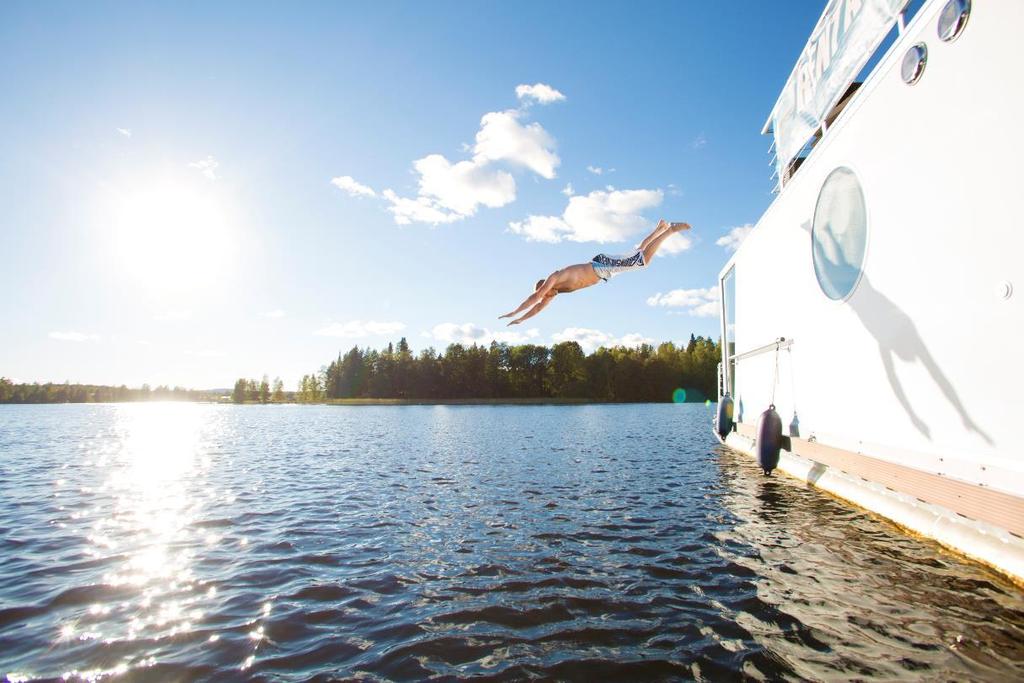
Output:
[768, 0, 928, 193]
[721, 266, 736, 395]
[937, 0, 970, 42]
[812, 167, 868, 300]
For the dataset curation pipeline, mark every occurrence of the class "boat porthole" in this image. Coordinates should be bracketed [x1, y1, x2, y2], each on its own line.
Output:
[901, 43, 928, 85]
[811, 167, 868, 301]
[938, 0, 971, 42]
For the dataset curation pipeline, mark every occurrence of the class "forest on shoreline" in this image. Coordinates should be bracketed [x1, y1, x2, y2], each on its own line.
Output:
[0, 380, 222, 404]
[1, 336, 719, 405]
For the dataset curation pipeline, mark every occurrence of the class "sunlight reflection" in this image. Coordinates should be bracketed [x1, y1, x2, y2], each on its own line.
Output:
[61, 404, 223, 665]
[116, 402, 203, 486]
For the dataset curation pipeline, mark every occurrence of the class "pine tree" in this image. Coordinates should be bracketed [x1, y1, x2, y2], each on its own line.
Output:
[232, 378, 247, 404]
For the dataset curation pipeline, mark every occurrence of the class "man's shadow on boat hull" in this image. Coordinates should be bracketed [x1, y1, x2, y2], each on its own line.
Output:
[799, 221, 992, 445]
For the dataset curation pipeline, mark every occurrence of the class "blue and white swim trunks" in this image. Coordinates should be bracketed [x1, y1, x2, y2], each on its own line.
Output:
[591, 249, 647, 282]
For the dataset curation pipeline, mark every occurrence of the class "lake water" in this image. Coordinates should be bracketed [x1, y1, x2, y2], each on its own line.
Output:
[1, 403, 1022, 681]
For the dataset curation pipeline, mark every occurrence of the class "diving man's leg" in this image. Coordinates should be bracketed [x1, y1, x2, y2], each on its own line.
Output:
[642, 222, 691, 264]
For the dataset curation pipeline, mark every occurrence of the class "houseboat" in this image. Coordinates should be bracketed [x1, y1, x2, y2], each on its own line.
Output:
[714, 0, 1024, 582]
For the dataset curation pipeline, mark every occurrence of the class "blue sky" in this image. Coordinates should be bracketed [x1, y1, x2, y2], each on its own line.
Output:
[0, 1, 822, 389]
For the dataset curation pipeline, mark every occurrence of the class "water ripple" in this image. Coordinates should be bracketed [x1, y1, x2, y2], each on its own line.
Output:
[0, 403, 1022, 681]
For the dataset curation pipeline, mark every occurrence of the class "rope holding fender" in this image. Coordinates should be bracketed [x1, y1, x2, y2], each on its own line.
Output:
[770, 342, 780, 406]
[787, 346, 798, 415]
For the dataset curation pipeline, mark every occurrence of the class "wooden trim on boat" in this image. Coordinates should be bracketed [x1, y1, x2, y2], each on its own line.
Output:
[733, 422, 1024, 538]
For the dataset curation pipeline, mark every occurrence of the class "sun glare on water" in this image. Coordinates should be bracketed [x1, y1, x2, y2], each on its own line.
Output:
[107, 182, 235, 292]
[57, 404, 237, 667]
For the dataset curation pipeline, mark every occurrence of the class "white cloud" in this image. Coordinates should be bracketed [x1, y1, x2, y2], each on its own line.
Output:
[617, 333, 654, 347]
[335, 86, 563, 226]
[412, 153, 516, 216]
[377, 109, 557, 224]
[426, 322, 540, 346]
[155, 310, 192, 322]
[551, 327, 652, 353]
[515, 83, 566, 105]
[427, 323, 488, 344]
[330, 175, 377, 198]
[189, 156, 219, 180]
[646, 287, 720, 317]
[509, 187, 663, 244]
[692, 133, 708, 149]
[116, 127, 132, 138]
[658, 233, 694, 254]
[561, 183, 574, 197]
[493, 328, 541, 344]
[381, 189, 462, 226]
[49, 331, 100, 342]
[473, 109, 559, 179]
[716, 224, 754, 252]
[562, 189, 662, 242]
[262, 309, 286, 319]
[587, 165, 604, 175]
[315, 320, 406, 338]
[507, 214, 568, 243]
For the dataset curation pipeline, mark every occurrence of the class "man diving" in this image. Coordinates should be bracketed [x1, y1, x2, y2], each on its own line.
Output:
[499, 219, 691, 325]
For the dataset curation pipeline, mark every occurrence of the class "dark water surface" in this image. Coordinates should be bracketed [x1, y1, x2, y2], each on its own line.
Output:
[1, 403, 1022, 681]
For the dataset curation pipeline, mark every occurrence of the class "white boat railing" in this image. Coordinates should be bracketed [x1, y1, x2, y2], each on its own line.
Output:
[731, 337, 794, 363]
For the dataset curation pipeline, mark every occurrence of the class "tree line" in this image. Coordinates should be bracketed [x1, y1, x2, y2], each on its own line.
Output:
[0, 379, 221, 404]
[292, 335, 719, 403]
[1, 335, 720, 405]
[231, 376, 286, 404]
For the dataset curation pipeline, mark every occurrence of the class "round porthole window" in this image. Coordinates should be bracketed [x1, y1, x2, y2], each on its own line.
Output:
[812, 167, 868, 301]
[901, 43, 928, 85]
[938, 0, 970, 42]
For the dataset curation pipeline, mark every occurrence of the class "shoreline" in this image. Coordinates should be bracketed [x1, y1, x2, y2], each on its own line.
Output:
[1, 398, 712, 407]
[320, 398, 692, 406]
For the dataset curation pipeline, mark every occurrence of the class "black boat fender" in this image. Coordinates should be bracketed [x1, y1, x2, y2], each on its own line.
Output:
[716, 394, 734, 439]
[756, 404, 783, 475]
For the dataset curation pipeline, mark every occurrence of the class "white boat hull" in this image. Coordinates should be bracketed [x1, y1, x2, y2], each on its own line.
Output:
[717, 0, 1024, 581]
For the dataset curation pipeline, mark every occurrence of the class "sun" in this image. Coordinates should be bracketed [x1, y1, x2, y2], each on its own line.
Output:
[108, 181, 234, 292]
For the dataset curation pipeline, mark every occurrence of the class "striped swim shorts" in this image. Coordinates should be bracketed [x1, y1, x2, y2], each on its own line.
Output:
[591, 249, 647, 282]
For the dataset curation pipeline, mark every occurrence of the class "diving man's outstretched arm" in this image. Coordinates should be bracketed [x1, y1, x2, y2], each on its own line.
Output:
[508, 293, 555, 325]
[500, 274, 557, 319]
